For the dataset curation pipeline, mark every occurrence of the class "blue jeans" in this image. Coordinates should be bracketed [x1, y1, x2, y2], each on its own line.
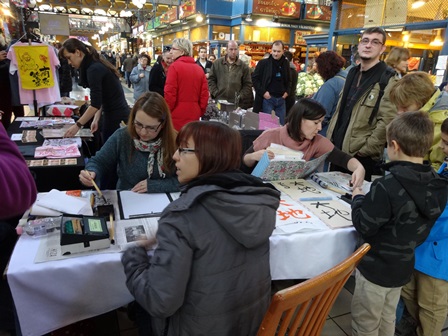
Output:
[262, 96, 286, 125]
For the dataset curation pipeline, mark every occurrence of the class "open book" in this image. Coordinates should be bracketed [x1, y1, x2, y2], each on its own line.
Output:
[115, 217, 159, 251]
[251, 144, 330, 181]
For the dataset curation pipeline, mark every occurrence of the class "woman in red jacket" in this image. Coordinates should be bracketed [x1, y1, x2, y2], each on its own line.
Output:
[164, 38, 209, 131]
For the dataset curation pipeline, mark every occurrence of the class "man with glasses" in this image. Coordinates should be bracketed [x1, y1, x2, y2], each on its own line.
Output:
[327, 27, 398, 181]
[208, 40, 253, 109]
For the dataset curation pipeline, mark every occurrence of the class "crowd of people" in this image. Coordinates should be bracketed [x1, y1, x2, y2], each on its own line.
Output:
[1, 27, 448, 336]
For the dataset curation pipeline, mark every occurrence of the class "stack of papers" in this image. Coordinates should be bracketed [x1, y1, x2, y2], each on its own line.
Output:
[30, 189, 93, 216]
[34, 144, 81, 159]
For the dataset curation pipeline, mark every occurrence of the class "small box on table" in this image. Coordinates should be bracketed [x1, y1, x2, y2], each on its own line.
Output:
[60, 215, 110, 255]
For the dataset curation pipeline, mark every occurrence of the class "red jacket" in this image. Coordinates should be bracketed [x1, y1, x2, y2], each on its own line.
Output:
[164, 56, 209, 131]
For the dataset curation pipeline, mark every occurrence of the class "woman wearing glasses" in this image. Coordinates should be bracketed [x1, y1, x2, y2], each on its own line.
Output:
[165, 38, 209, 131]
[122, 121, 280, 335]
[79, 92, 179, 193]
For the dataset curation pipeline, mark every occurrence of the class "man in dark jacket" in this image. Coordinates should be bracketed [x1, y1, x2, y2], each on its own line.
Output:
[208, 40, 253, 109]
[326, 27, 398, 181]
[122, 54, 134, 88]
[195, 46, 212, 78]
[252, 40, 291, 125]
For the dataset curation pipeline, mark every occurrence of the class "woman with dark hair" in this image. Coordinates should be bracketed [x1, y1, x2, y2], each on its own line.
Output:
[122, 121, 280, 336]
[243, 98, 365, 186]
[312, 51, 347, 136]
[79, 92, 178, 192]
[60, 38, 129, 142]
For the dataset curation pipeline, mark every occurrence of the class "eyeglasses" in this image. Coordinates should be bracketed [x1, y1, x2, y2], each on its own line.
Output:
[177, 147, 197, 155]
[134, 121, 162, 133]
[360, 38, 384, 47]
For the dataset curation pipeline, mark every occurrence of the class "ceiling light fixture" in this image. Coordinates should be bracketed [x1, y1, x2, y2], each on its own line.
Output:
[429, 30, 444, 47]
[196, 12, 204, 23]
[245, 14, 253, 22]
[411, 0, 427, 9]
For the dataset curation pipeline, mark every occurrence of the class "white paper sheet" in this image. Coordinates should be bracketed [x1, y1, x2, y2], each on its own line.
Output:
[11, 134, 22, 141]
[436, 55, 447, 70]
[119, 191, 171, 219]
[15, 117, 39, 121]
[35, 189, 93, 216]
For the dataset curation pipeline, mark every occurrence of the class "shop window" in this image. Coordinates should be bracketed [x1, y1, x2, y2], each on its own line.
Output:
[338, 0, 448, 29]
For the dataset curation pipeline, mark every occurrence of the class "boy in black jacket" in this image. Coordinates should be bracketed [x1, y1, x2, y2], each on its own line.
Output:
[350, 111, 448, 336]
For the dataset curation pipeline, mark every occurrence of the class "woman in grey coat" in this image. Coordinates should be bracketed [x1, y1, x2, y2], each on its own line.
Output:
[130, 54, 152, 102]
[122, 121, 280, 336]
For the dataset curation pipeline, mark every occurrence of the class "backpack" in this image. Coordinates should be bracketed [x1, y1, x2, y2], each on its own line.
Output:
[368, 66, 396, 125]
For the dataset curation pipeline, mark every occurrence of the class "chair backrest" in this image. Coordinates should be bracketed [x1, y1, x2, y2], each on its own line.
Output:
[257, 243, 370, 336]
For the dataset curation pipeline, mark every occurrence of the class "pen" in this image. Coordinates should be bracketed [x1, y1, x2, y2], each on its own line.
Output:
[299, 196, 333, 202]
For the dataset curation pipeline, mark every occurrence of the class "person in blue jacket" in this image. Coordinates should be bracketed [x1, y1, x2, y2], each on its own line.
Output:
[312, 51, 347, 137]
[400, 117, 448, 336]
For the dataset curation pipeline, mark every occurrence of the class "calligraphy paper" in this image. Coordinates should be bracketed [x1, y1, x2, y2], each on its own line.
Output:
[272, 179, 330, 200]
[301, 199, 352, 229]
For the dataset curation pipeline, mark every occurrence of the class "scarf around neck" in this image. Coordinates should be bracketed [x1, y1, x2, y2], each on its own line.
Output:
[133, 137, 166, 179]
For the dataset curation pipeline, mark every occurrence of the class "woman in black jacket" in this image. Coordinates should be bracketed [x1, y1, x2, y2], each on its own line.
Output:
[60, 38, 129, 142]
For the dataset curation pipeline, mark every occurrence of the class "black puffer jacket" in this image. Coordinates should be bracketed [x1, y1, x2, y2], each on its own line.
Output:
[352, 161, 448, 287]
[122, 171, 280, 336]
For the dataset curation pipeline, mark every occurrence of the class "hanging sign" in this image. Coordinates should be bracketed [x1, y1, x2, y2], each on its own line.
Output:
[179, 0, 196, 19]
[303, 4, 331, 21]
[14, 45, 54, 90]
[252, 0, 300, 18]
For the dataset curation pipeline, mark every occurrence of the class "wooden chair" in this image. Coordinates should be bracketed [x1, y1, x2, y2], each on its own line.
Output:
[257, 243, 370, 336]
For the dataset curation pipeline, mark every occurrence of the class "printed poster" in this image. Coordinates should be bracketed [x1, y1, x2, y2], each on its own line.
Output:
[14, 45, 55, 90]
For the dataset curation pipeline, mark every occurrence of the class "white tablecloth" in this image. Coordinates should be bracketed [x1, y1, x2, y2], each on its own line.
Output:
[7, 236, 133, 336]
[8, 226, 357, 336]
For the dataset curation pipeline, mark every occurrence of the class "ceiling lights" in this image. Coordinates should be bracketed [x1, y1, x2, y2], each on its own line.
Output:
[131, 0, 145, 9]
[411, 0, 427, 9]
[94, 9, 106, 16]
[81, 7, 93, 15]
[120, 9, 133, 17]
[38, 4, 52, 11]
[245, 14, 253, 22]
[196, 12, 204, 23]
[429, 30, 444, 47]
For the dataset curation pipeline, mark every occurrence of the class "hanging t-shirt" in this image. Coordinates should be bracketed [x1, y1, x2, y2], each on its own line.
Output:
[8, 42, 61, 106]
